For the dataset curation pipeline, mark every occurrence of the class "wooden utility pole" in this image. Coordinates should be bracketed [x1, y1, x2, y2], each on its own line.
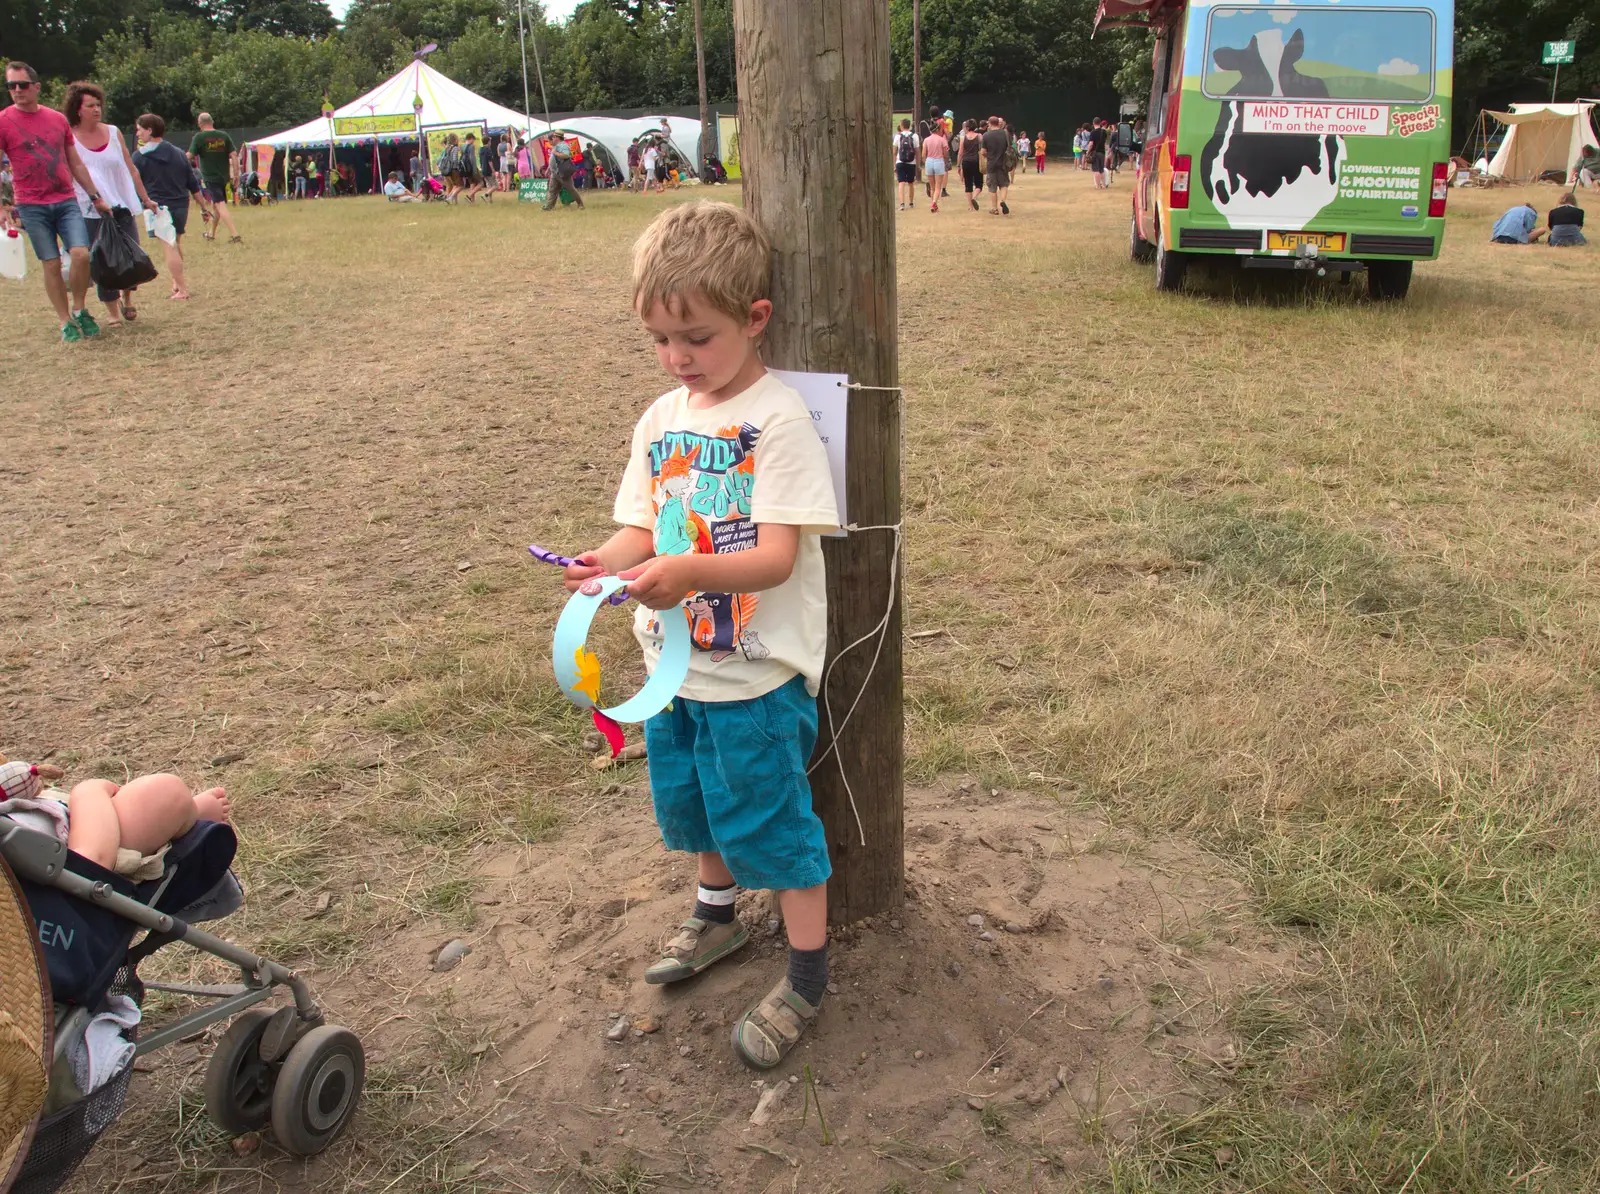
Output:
[732, 0, 903, 924]
[912, 0, 922, 135]
[693, 0, 714, 178]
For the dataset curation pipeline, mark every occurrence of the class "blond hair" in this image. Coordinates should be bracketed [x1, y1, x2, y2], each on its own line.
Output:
[632, 201, 771, 323]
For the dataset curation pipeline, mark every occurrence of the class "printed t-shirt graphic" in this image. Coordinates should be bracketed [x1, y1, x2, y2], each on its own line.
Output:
[614, 373, 839, 702]
[0, 106, 75, 204]
[188, 129, 236, 186]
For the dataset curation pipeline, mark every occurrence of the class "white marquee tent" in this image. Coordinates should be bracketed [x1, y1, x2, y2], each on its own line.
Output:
[1485, 102, 1599, 182]
[247, 60, 539, 154]
[244, 60, 707, 186]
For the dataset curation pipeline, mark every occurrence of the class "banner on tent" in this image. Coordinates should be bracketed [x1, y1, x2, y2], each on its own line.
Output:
[718, 114, 741, 178]
[422, 121, 488, 166]
[334, 114, 417, 137]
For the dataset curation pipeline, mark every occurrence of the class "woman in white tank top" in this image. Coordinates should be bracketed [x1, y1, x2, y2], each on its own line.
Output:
[66, 81, 157, 326]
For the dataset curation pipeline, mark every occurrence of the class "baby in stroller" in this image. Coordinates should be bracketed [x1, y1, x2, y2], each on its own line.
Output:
[1, 754, 365, 1192]
[235, 170, 271, 205]
[0, 759, 230, 875]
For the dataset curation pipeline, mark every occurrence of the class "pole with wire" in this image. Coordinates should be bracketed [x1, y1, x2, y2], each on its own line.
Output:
[516, 0, 535, 128]
[524, 0, 552, 125]
[912, 0, 921, 138]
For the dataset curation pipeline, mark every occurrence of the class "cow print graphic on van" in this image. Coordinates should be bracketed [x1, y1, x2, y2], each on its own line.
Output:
[1200, 28, 1342, 230]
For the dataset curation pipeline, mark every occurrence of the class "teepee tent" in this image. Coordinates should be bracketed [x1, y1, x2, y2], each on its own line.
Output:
[1485, 103, 1599, 182]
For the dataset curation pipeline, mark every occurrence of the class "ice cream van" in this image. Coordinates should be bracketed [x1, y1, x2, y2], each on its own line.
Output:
[1101, 0, 1453, 298]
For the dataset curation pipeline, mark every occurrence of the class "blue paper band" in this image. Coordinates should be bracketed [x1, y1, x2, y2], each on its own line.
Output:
[552, 576, 690, 723]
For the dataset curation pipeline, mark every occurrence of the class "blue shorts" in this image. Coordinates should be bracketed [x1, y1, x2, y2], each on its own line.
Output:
[18, 198, 89, 262]
[644, 674, 831, 892]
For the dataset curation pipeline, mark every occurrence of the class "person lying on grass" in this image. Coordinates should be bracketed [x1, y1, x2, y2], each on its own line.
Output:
[0, 755, 230, 874]
[561, 200, 839, 1070]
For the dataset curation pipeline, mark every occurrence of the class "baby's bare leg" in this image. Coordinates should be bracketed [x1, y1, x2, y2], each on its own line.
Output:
[110, 773, 202, 856]
[66, 780, 123, 870]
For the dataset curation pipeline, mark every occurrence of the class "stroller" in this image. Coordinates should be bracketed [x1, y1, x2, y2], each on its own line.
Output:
[0, 809, 365, 1193]
[237, 171, 273, 206]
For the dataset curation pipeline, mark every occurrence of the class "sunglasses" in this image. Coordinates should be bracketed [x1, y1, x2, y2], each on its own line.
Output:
[7, 80, 37, 89]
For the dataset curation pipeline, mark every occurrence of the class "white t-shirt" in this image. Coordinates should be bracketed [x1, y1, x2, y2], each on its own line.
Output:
[643, 147, 659, 172]
[383, 179, 407, 196]
[613, 372, 839, 702]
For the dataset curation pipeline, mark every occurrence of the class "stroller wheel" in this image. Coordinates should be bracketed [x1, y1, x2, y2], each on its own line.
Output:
[270, 1025, 365, 1155]
[202, 1008, 276, 1134]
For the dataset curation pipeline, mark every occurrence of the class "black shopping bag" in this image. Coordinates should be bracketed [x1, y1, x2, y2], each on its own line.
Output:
[89, 207, 159, 291]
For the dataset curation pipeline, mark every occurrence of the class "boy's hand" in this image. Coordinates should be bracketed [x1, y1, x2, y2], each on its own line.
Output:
[617, 554, 697, 610]
[562, 551, 607, 592]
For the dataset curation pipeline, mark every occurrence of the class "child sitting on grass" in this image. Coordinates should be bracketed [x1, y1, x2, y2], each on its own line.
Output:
[561, 201, 839, 1069]
[1, 755, 230, 874]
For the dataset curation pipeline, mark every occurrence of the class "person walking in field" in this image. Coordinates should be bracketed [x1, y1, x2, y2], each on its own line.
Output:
[0, 60, 111, 342]
[921, 119, 949, 213]
[981, 115, 1012, 215]
[133, 113, 201, 300]
[1034, 131, 1047, 173]
[541, 130, 583, 210]
[627, 139, 644, 192]
[1087, 119, 1109, 188]
[1016, 130, 1031, 174]
[955, 118, 983, 210]
[66, 80, 158, 327]
[893, 118, 919, 210]
[188, 113, 241, 244]
[561, 200, 840, 1071]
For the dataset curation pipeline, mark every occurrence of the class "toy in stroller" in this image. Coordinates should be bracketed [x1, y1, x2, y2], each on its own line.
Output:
[0, 799, 365, 1193]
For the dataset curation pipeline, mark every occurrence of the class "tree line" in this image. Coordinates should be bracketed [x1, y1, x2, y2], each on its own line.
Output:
[2, 0, 1590, 137]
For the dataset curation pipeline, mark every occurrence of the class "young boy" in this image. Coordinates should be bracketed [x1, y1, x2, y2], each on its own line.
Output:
[562, 202, 839, 1069]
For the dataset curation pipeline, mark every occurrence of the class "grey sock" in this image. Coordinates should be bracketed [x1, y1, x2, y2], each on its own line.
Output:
[786, 944, 828, 1007]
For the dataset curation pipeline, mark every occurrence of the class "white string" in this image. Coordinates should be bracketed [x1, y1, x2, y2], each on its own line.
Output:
[808, 521, 902, 847]
[807, 376, 906, 847]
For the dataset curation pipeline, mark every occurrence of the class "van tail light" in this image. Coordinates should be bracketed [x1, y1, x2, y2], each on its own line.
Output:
[1170, 154, 1191, 209]
[1428, 161, 1448, 217]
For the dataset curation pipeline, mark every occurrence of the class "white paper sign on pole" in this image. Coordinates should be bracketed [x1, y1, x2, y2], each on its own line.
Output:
[769, 368, 848, 533]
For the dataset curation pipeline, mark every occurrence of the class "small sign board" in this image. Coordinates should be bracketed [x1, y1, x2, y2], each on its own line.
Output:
[333, 113, 417, 137]
[518, 178, 548, 203]
[768, 369, 849, 532]
[1543, 40, 1575, 64]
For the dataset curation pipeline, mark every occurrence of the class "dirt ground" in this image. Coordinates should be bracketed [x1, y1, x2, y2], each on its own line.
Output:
[4, 164, 1597, 1193]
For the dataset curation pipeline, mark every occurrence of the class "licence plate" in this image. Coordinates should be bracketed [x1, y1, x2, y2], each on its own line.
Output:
[1268, 230, 1347, 252]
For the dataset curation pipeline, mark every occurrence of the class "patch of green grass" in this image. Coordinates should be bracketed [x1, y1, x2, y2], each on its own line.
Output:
[1153, 499, 1523, 644]
[979, 1102, 1006, 1137]
[514, 793, 565, 842]
[420, 877, 477, 921]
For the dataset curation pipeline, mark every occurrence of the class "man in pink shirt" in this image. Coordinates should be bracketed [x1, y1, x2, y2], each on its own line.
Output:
[0, 60, 110, 342]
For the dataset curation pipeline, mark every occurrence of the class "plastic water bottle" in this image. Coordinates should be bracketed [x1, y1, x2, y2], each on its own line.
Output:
[0, 227, 24, 281]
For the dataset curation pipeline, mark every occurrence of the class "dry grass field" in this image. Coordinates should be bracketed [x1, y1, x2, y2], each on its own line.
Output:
[3, 168, 1599, 1194]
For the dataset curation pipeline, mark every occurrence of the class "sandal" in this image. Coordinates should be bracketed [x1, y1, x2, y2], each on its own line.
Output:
[731, 977, 819, 1069]
[644, 916, 748, 985]
[122, 301, 137, 322]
